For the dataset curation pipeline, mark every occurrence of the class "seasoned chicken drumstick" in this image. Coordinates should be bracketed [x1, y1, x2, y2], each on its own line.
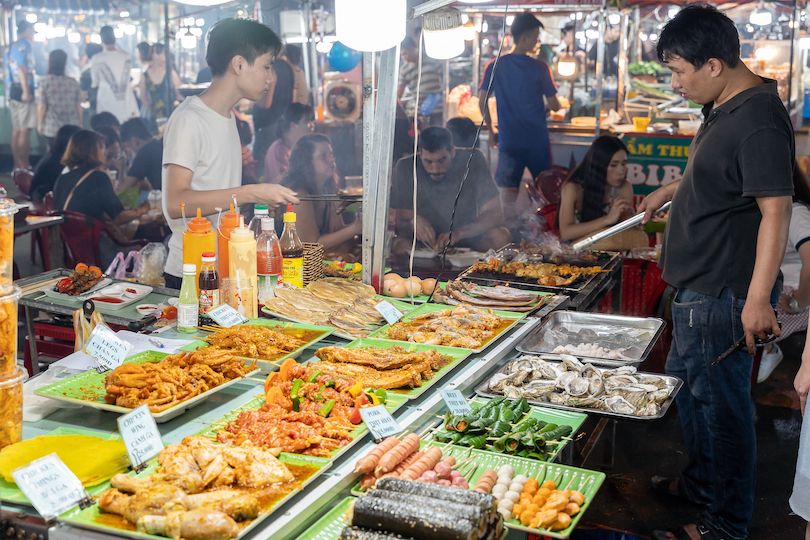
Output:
[139, 509, 239, 540]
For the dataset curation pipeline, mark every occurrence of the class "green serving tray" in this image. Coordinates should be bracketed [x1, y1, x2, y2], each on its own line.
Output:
[34, 351, 260, 423]
[180, 318, 335, 371]
[304, 337, 472, 400]
[349, 443, 605, 540]
[0, 427, 127, 506]
[430, 396, 587, 462]
[58, 451, 331, 540]
[296, 496, 354, 540]
[368, 302, 527, 353]
[262, 296, 418, 341]
[194, 391, 409, 460]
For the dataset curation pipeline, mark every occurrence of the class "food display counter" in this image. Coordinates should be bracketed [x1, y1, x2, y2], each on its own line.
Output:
[2, 278, 674, 540]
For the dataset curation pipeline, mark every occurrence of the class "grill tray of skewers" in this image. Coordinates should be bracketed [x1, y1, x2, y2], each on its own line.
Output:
[431, 397, 586, 462]
[458, 243, 620, 294]
[340, 435, 605, 539]
[476, 354, 683, 420]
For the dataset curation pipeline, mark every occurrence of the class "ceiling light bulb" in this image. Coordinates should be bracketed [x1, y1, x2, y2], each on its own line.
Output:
[558, 53, 576, 77]
[423, 8, 465, 60]
[750, 2, 773, 26]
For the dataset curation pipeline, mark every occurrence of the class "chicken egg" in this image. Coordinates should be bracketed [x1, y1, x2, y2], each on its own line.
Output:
[388, 282, 407, 298]
[384, 273, 404, 283]
[404, 277, 422, 295]
[421, 278, 437, 295]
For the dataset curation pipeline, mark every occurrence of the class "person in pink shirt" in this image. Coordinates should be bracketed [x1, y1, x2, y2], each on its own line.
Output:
[263, 103, 313, 183]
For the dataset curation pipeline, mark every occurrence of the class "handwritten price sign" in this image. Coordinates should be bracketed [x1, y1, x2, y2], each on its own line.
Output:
[439, 389, 472, 415]
[118, 404, 163, 470]
[208, 304, 248, 328]
[85, 325, 132, 372]
[12, 454, 87, 519]
[359, 405, 402, 440]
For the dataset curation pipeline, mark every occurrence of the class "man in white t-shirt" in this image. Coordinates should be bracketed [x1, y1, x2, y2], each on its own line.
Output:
[91, 26, 139, 123]
[162, 18, 299, 288]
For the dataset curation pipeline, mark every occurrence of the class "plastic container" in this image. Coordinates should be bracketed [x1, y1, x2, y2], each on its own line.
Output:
[182, 208, 215, 284]
[248, 204, 269, 239]
[257, 217, 283, 307]
[222, 274, 255, 319]
[0, 199, 18, 294]
[217, 203, 242, 281]
[0, 366, 25, 450]
[0, 284, 21, 379]
[228, 217, 258, 318]
[177, 263, 199, 333]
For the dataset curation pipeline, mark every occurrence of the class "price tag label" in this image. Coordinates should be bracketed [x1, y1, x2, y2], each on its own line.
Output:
[84, 325, 132, 372]
[208, 304, 248, 327]
[439, 389, 472, 415]
[359, 405, 402, 440]
[118, 404, 164, 470]
[11, 454, 87, 519]
[374, 300, 404, 326]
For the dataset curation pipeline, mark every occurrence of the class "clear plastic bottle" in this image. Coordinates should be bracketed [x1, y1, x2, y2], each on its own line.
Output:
[228, 217, 258, 318]
[217, 203, 241, 280]
[257, 217, 283, 307]
[178, 263, 199, 333]
[248, 204, 269, 239]
[280, 204, 304, 288]
[198, 252, 219, 325]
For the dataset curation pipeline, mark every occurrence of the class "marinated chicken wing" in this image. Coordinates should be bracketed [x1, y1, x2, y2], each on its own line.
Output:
[138, 509, 239, 540]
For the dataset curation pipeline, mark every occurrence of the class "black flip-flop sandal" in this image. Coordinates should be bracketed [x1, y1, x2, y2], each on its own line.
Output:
[652, 520, 729, 540]
[651, 475, 695, 503]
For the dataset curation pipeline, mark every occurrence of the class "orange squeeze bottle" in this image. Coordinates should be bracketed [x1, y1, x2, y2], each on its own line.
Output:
[183, 208, 215, 286]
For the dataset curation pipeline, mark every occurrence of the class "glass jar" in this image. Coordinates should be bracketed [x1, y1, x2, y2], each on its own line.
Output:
[0, 285, 21, 379]
[0, 199, 18, 294]
[0, 366, 25, 450]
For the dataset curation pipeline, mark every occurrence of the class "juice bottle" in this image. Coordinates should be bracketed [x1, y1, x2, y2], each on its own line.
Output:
[257, 217, 282, 306]
[183, 208, 215, 285]
[198, 252, 219, 325]
[177, 263, 199, 333]
[280, 204, 304, 288]
[228, 217, 257, 318]
[248, 204, 269, 239]
[217, 203, 241, 281]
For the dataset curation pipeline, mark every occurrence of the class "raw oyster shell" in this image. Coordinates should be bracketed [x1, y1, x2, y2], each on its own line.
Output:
[561, 355, 584, 373]
[565, 396, 607, 410]
[521, 380, 557, 399]
[605, 396, 636, 414]
[556, 371, 578, 390]
[565, 376, 590, 396]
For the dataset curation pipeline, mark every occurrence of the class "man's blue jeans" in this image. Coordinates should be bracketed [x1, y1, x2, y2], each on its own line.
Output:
[666, 286, 776, 540]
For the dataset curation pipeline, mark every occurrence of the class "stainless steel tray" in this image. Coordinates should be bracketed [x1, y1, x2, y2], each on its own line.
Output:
[516, 310, 666, 368]
[475, 355, 683, 421]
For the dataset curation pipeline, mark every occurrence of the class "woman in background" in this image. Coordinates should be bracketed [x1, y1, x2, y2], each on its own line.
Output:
[37, 49, 82, 145]
[556, 135, 633, 242]
[30, 124, 81, 202]
[280, 134, 360, 253]
[139, 43, 182, 133]
[757, 166, 810, 382]
[264, 103, 314, 184]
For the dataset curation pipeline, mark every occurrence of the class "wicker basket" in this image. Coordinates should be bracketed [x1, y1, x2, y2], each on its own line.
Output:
[303, 243, 324, 285]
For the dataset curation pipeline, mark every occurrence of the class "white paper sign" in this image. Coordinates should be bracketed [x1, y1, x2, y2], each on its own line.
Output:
[11, 454, 87, 519]
[359, 405, 402, 440]
[84, 325, 132, 372]
[118, 404, 164, 469]
[439, 389, 472, 415]
[374, 300, 404, 325]
[208, 304, 248, 327]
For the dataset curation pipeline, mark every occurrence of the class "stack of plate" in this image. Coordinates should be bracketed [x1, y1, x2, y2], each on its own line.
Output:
[303, 243, 324, 285]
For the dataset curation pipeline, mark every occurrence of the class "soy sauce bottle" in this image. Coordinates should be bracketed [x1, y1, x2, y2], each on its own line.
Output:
[198, 252, 219, 325]
[279, 204, 304, 288]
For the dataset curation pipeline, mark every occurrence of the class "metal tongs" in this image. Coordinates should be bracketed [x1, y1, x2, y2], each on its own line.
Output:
[571, 201, 671, 253]
[712, 316, 781, 366]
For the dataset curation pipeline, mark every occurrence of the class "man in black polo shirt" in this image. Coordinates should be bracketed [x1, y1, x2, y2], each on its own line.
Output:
[119, 118, 162, 198]
[639, 6, 794, 540]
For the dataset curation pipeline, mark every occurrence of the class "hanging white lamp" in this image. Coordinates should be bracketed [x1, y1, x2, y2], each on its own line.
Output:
[423, 7, 466, 60]
[557, 51, 576, 77]
[335, 0, 406, 52]
[750, 1, 773, 26]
